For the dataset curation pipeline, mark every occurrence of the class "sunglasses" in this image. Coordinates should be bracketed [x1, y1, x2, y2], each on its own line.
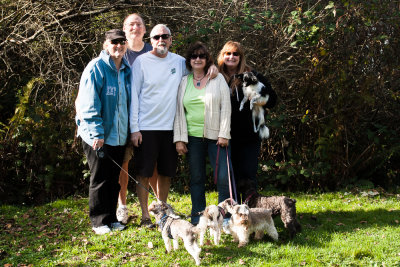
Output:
[111, 39, 126, 45]
[151, 34, 170, 40]
[225, 51, 239, 56]
[190, 54, 207, 59]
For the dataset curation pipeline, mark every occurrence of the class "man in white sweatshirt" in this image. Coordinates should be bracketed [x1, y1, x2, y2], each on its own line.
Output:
[129, 24, 188, 228]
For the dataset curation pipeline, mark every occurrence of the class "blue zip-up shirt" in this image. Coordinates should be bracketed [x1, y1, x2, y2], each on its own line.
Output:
[75, 50, 131, 147]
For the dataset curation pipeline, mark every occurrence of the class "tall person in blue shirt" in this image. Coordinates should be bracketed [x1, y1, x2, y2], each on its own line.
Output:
[75, 29, 130, 235]
[116, 13, 156, 225]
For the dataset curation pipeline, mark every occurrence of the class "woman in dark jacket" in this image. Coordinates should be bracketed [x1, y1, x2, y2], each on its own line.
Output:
[217, 41, 277, 203]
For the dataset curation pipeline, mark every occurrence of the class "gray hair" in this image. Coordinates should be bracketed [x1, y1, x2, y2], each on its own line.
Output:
[150, 24, 171, 37]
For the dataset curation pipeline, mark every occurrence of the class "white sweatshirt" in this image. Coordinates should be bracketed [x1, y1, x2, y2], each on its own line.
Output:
[130, 52, 188, 132]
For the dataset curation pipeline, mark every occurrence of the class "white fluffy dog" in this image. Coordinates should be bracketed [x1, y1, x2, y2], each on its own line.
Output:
[196, 205, 224, 246]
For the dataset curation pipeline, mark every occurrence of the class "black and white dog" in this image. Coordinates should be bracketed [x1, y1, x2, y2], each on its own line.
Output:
[235, 72, 270, 139]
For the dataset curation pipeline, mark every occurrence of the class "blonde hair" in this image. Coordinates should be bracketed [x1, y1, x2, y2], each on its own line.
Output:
[217, 41, 251, 86]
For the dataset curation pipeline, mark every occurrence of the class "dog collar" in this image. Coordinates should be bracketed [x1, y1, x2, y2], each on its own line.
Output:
[218, 206, 226, 217]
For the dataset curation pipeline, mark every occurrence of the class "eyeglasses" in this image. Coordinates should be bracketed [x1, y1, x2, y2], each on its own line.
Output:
[111, 39, 126, 45]
[225, 51, 239, 56]
[190, 54, 207, 59]
[151, 34, 170, 40]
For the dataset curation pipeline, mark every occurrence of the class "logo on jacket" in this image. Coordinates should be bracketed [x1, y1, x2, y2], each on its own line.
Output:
[171, 68, 176, 74]
[106, 86, 116, 96]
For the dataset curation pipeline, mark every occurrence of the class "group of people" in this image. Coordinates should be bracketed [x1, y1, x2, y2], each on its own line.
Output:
[75, 13, 277, 235]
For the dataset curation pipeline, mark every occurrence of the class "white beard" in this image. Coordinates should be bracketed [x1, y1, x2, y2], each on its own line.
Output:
[156, 46, 168, 55]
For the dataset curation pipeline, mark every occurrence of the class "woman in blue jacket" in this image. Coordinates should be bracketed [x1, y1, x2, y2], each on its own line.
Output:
[75, 29, 131, 235]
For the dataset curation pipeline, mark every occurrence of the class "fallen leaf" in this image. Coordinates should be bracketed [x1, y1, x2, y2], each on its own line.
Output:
[227, 256, 232, 260]
[6, 223, 12, 229]
[148, 241, 153, 249]
[23, 214, 29, 219]
[360, 221, 367, 224]
[336, 223, 345, 226]
[239, 259, 245, 264]
[395, 220, 399, 224]
[205, 240, 212, 246]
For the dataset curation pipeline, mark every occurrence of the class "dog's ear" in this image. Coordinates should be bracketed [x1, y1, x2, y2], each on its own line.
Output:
[234, 73, 244, 80]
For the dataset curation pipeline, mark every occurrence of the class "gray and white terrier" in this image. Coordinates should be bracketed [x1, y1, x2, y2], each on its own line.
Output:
[148, 201, 201, 265]
[219, 199, 279, 247]
[244, 191, 302, 238]
[196, 204, 225, 246]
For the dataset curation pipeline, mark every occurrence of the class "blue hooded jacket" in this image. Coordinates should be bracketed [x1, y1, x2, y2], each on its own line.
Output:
[75, 50, 131, 147]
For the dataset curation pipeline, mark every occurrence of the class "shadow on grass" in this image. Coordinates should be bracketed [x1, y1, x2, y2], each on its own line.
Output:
[280, 208, 400, 246]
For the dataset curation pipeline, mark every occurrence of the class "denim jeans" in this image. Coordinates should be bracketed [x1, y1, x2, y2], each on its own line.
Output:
[187, 136, 231, 224]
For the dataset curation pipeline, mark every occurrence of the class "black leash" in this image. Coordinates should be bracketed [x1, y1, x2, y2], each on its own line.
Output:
[96, 147, 161, 202]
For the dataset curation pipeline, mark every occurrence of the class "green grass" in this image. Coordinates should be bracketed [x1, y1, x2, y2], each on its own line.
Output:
[1, 190, 400, 266]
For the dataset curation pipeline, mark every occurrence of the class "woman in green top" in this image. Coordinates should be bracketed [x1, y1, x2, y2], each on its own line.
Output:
[173, 42, 231, 225]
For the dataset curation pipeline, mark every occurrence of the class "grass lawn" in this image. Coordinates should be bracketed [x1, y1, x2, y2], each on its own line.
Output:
[1, 189, 400, 266]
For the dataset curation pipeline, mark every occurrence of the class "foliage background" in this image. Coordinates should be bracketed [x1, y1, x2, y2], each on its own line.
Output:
[1, 0, 399, 204]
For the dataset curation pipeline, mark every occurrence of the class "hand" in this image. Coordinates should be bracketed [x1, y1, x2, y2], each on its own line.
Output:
[206, 64, 219, 80]
[216, 138, 229, 148]
[131, 132, 142, 147]
[92, 139, 104, 150]
[176, 141, 188, 155]
[250, 95, 267, 106]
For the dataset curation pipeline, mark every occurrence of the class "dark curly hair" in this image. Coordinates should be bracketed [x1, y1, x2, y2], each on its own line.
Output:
[185, 41, 214, 73]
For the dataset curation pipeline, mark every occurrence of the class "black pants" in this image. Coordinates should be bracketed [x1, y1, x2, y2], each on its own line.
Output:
[82, 141, 125, 227]
[231, 139, 261, 203]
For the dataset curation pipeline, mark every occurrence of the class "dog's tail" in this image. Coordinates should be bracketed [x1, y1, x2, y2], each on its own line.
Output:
[259, 125, 270, 139]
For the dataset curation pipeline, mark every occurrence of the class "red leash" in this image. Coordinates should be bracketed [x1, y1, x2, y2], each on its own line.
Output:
[214, 145, 235, 202]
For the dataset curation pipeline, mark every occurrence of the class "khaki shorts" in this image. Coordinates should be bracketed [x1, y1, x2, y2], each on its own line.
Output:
[123, 145, 134, 162]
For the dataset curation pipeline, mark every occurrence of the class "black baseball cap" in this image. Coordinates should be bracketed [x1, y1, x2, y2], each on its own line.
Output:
[105, 29, 127, 41]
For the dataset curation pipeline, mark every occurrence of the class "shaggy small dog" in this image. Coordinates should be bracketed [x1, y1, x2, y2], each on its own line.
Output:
[196, 205, 224, 246]
[235, 71, 270, 139]
[148, 201, 201, 265]
[219, 199, 278, 247]
[244, 192, 302, 238]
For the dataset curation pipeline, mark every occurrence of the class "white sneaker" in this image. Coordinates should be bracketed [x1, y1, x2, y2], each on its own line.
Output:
[92, 225, 111, 235]
[110, 222, 126, 231]
[116, 206, 129, 224]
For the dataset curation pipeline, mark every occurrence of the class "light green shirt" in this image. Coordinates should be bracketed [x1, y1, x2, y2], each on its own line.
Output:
[183, 74, 205, 137]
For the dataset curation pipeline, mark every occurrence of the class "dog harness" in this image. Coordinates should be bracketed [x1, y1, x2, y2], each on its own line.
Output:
[158, 214, 174, 239]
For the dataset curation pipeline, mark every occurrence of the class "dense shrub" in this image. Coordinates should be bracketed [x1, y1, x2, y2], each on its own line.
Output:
[1, 0, 399, 204]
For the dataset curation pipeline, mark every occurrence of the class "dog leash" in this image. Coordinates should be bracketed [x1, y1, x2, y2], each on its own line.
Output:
[97, 147, 162, 202]
[214, 145, 237, 202]
[98, 147, 194, 219]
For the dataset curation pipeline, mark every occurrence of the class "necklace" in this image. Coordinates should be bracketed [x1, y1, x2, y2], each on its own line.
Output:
[193, 74, 205, 87]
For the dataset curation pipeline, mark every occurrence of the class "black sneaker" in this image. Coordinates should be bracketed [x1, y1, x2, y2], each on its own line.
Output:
[140, 218, 155, 229]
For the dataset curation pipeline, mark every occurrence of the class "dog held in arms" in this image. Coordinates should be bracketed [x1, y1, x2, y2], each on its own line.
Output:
[235, 71, 271, 139]
[219, 199, 278, 247]
[196, 204, 224, 246]
[244, 191, 302, 238]
[148, 201, 201, 265]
